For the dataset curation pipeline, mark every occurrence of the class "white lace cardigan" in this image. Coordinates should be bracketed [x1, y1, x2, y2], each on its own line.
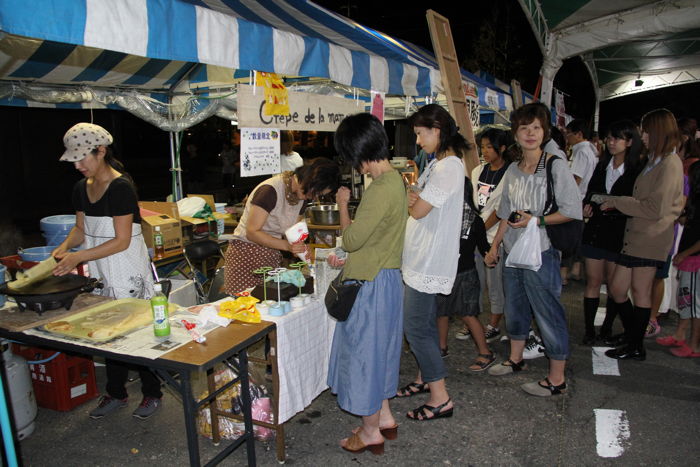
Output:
[402, 156, 465, 294]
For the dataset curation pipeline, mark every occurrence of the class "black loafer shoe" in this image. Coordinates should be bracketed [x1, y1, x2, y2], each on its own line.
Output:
[603, 333, 627, 347]
[604, 346, 646, 361]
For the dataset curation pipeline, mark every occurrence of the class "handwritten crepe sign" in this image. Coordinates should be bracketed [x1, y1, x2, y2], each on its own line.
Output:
[240, 128, 281, 177]
[238, 84, 361, 132]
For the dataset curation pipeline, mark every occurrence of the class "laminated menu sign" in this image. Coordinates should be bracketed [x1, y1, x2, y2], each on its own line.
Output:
[240, 127, 281, 177]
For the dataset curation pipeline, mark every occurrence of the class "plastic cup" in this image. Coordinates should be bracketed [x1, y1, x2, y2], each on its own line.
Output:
[278, 300, 291, 314]
[268, 303, 283, 316]
[290, 296, 304, 310]
[255, 303, 269, 315]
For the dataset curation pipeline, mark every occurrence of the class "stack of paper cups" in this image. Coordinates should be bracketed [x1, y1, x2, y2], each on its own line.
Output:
[284, 221, 310, 263]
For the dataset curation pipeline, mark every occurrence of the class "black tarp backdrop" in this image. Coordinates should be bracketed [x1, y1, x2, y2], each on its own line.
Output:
[0, 107, 170, 246]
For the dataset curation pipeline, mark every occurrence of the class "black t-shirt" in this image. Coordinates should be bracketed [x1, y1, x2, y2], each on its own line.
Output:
[72, 176, 141, 222]
[679, 202, 700, 256]
[476, 163, 509, 211]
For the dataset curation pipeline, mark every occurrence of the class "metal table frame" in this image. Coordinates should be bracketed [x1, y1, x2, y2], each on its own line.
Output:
[0, 321, 275, 466]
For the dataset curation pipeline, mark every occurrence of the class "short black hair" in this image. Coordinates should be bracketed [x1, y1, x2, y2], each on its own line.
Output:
[566, 119, 590, 140]
[334, 113, 389, 170]
[294, 157, 341, 197]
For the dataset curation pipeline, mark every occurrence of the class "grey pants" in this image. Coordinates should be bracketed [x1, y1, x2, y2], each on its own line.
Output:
[475, 244, 505, 316]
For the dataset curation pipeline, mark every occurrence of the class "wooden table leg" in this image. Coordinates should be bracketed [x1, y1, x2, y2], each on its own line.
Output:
[268, 329, 286, 463]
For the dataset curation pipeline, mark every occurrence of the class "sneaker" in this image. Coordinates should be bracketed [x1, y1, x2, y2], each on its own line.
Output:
[89, 395, 127, 419]
[455, 326, 471, 341]
[523, 334, 545, 360]
[500, 335, 510, 342]
[484, 325, 501, 343]
[644, 320, 661, 338]
[488, 358, 528, 376]
[132, 397, 162, 420]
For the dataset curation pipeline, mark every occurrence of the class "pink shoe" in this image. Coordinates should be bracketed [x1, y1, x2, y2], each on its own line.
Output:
[644, 320, 661, 338]
[669, 344, 700, 358]
[656, 336, 686, 347]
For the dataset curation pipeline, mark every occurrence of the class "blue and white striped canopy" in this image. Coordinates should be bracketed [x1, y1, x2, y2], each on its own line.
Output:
[0, 0, 441, 97]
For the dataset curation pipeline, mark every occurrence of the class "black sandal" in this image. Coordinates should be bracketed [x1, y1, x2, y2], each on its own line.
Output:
[407, 399, 453, 421]
[396, 382, 430, 398]
[469, 353, 496, 372]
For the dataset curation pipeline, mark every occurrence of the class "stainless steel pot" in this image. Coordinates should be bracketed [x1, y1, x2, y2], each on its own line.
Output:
[308, 204, 339, 225]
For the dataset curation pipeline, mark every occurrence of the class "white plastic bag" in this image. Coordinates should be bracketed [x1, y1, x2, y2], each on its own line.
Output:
[177, 196, 206, 217]
[505, 218, 542, 271]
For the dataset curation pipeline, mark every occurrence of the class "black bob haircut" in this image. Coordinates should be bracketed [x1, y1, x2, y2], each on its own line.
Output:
[334, 113, 390, 170]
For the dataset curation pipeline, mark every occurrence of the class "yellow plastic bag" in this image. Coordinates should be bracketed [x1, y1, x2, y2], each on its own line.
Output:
[219, 296, 260, 321]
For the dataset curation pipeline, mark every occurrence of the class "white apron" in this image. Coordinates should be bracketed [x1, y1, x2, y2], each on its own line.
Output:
[83, 216, 154, 299]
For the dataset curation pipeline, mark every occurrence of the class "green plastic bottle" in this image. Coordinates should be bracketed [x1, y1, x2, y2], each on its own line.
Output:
[151, 283, 170, 339]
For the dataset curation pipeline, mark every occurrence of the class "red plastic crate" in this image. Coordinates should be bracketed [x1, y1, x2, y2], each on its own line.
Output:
[12, 344, 98, 411]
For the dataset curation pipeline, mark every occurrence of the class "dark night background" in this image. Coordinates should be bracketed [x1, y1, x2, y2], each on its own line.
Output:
[1, 1, 699, 247]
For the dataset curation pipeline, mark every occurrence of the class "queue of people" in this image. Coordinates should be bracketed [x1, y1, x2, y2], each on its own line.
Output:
[48, 101, 699, 454]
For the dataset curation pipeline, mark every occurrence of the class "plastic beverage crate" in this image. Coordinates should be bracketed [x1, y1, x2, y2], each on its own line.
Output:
[12, 344, 98, 411]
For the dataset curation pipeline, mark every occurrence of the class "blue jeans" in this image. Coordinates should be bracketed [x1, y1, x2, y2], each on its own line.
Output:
[503, 248, 570, 360]
[403, 285, 446, 383]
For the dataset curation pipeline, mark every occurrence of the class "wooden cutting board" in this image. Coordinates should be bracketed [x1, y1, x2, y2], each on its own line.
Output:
[0, 293, 112, 332]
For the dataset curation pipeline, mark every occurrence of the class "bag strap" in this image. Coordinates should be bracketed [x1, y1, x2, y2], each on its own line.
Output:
[543, 153, 559, 216]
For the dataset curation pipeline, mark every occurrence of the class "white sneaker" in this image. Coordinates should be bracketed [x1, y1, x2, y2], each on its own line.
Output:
[523, 334, 545, 360]
[455, 326, 471, 340]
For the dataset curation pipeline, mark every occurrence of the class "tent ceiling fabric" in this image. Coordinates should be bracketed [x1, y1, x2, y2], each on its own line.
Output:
[519, 0, 700, 101]
[0, 0, 439, 97]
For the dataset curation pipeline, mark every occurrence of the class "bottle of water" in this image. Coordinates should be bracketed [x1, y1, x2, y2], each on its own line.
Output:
[151, 283, 170, 339]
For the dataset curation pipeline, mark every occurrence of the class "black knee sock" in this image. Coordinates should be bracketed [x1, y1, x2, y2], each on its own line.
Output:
[617, 299, 634, 336]
[583, 297, 599, 337]
[633, 306, 652, 351]
[600, 298, 617, 337]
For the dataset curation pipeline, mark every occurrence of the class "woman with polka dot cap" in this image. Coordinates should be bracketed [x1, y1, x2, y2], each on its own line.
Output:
[53, 122, 162, 420]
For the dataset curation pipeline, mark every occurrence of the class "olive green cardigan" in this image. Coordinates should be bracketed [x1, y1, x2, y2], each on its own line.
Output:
[341, 170, 408, 281]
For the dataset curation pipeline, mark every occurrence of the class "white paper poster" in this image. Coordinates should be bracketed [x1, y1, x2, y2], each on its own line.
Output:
[240, 128, 281, 177]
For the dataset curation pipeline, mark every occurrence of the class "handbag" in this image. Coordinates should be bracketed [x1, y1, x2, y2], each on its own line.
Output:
[324, 271, 364, 321]
[543, 155, 585, 258]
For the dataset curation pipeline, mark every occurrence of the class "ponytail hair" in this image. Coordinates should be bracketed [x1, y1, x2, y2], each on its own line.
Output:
[409, 104, 472, 158]
[91, 146, 135, 187]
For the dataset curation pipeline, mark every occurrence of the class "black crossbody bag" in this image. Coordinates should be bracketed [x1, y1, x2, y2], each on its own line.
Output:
[543, 155, 585, 258]
[324, 271, 365, 321]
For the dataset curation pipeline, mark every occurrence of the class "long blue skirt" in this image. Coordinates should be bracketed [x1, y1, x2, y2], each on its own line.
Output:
[327, 268, 404, 416]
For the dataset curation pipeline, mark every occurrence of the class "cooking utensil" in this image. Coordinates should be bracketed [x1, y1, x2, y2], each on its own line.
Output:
[308, 204, 340, 225]
[0, 274, 102, 313]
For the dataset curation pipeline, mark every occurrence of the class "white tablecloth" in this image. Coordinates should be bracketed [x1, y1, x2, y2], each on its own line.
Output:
[262, 299, 335, 423]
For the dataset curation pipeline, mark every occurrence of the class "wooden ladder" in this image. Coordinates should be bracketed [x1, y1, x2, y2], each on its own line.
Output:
[426, 9, 480, 175]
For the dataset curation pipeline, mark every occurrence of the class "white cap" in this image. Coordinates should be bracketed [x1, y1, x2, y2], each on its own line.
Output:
[60, 122, 113, 162]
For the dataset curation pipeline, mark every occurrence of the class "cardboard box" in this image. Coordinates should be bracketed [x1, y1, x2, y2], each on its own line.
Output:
[140, 198, 227, 245]
[140, 211, 183, 258]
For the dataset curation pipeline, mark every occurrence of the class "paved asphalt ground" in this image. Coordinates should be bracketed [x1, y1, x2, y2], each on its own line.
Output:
[16, 280, 700, 466]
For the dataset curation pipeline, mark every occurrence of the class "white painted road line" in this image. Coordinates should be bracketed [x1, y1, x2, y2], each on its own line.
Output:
[592, 347, 620, 376]
[594, 409, 630, 457]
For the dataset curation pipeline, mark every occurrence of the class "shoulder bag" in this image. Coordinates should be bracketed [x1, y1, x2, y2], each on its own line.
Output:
[324, 271, 365, 321]
[543, 155, 585, 258]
